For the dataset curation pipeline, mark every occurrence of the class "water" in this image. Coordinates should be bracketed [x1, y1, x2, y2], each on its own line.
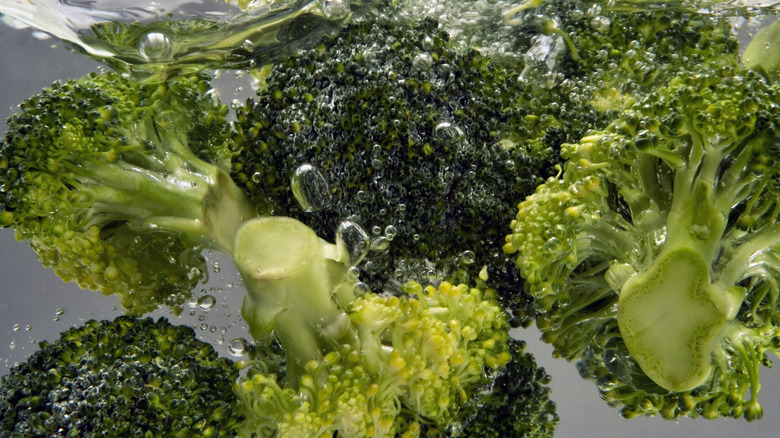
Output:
[2, 1, 780, 437]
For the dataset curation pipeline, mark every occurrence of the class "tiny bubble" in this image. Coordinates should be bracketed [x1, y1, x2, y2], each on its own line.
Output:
[228, 338, 248, 356]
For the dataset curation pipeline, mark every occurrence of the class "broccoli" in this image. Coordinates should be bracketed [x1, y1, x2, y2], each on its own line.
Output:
[447, 339, 558, 438]
[234, 278, 523, 437]
[231, 16, 602, 326]
[0, 71, 256, 315]
[503, 0, 742, 114]
[0, 69, 557, 436]
[0, 315, 242, 436]
[504, 63, 780, 420]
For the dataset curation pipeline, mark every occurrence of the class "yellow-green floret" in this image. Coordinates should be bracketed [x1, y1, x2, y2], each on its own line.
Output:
[234, 281, 511, 437]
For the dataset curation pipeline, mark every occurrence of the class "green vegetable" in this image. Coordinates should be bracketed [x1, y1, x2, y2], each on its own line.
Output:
[234, 279, 524, 437]
[505, 64, 780, 420]
[508, 0, 741, 113]
[0, 71, 256, 315]
[0, 67, 557, 436]
[0, 316, 242, 437]
[231, 16, 602, 326]
[450, 339, 558, 438]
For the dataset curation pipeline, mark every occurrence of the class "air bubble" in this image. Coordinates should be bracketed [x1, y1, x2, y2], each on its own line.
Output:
[353, 282, 370, 295]
[434, 122, 465, 141]
[187, 296, 200, 308]
[336, 221, 370, 266]
[384, 225, 397, 241]
[371, 236, 390, 252]
[459, 250, 476, 265]
[139, 32, 172, 61]
[291, 164, 332, 212]
[319, 0, 350, 19]
[198, 295, 216, 311]
[228, 338, 248, 356]
[413, 53, 434, 69]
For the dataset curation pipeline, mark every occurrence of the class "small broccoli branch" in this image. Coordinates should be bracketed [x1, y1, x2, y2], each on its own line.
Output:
[67, 117, 255, 254]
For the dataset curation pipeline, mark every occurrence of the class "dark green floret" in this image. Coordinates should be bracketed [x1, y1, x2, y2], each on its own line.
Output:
[231, 16, 599, 325]
[0, 71, 256, 315]
[446, 339, 558, 438]
[505, 64, 780, 420]
[0, 316, 242, 437]
[504, 0, 741, 116]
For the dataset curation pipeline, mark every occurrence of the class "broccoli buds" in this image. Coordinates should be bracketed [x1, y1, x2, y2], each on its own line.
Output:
[0, 316, 242, 436]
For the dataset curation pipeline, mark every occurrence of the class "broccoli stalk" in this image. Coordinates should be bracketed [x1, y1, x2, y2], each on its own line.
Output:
[234, 216, 356, 380]
[62, 117, 252, 254]
[616, 116, 768, 391]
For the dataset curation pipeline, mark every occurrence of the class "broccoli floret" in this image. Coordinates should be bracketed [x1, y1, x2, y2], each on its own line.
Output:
[504, 0, 741, 114]
[0, 67, 557, 436]
[0, 71, 256, 315]
[229, 215, 552, 437]
[505, 64, 780, 420]
[0, 316, 242, 436]
[234, 278, 522, 437]
[447, 339, 558, 438]
[231, 16, 600, 325]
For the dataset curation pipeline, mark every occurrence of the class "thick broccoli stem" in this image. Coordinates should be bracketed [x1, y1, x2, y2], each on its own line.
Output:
[233, 217, 357, 383]
[71, 125, 255, 254]
[618, 247, 729, 391]
[617, 132, 754, 391]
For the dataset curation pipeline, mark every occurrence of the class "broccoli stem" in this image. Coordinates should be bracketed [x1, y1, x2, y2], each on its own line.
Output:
[233, 216, 357, 384]
[72, 134, 255, 254]
[617, 136, 745, 391]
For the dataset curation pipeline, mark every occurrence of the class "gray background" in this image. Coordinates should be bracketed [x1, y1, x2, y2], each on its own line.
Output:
[1, 22, 779, 438]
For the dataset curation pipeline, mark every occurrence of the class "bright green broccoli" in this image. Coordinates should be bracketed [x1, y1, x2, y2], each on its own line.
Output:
[0, 71, 256, 315]
[234, 278, 521, 437]
[505, 63, 780, 420]
[0, 315, 242, 436]
[231, 15, 603, 326]
[0, 67, 557, 436]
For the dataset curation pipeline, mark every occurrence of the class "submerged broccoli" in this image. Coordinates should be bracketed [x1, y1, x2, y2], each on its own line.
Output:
[0, 72, 256, 314]
[0, 316, 242, 436]
[234, 279, 518, 437]
[1, 68, 557, 436]
[231, 16, 601, 325]
[450, 339, 558, 438]
[529, 1, 739, 105]
[505, 64, 780, 420]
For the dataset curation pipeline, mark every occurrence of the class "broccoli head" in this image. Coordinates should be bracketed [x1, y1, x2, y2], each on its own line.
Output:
[448, 338, 558, 438]
[505, 64, 780, 420]
[0, 71, 256, 314]
[504, 0, 742, 114]
[0, 316, 242, 436]
[231, 16, 602, 325]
